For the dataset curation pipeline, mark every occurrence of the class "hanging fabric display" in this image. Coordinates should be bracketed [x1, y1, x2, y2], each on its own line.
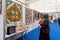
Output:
[6, 0, 22, 24]
[25, 7, 33, 24]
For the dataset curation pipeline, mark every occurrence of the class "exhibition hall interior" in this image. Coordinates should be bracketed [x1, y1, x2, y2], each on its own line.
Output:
[0, 0, 60, 40]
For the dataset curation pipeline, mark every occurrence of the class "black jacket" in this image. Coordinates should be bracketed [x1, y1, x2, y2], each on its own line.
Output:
[41, 19, 50, 34]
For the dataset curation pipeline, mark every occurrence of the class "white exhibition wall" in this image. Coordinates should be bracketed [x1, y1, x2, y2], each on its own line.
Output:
[0, 14, 4, 40]
[0, 0, 5, 40]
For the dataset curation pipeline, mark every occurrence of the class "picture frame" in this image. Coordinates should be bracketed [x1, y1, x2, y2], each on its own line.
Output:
[7, 26, 16, 35]
[6, 0, 22, 24]
[39, 13, 43, 19]
[25, 7, 33, 25]
[33, 10, 39, 22]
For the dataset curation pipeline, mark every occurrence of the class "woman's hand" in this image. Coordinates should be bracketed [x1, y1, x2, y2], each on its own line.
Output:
[40, 26, 42, 28]
[38, 24, 42, 28]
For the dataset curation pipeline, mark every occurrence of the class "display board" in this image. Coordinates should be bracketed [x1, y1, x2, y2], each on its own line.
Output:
[4, 0, 42, 39]
[5, 0, 23, 35]
[25, 7, 33, 24]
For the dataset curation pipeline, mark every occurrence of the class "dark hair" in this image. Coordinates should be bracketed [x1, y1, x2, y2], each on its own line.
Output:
[43, 14, 49, 19]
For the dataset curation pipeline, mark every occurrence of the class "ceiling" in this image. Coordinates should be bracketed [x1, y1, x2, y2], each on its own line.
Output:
[14, 0, 40, 4]
[25, 0, 40, 4]
[13, 0, 60, 13]
[29, 0, 60, 13]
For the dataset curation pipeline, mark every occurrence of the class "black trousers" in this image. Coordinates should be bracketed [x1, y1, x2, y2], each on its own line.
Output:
[39, 28, 50, 40]
[58, 21, 60, 25]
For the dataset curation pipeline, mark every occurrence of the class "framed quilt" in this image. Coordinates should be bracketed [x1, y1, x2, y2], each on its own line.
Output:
[6, 0, 22, 24]
[33, 10, 39, 22]
[25, 7, 33, 25]
[39, 13, 43, 19]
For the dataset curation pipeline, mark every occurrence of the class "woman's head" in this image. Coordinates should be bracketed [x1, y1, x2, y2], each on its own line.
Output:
[43, 14, 49, 19]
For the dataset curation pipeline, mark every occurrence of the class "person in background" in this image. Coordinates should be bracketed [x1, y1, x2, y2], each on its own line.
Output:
[39, 14, 50, 40]
[53, 16, 56, 22]
[58, 17, 60, 25]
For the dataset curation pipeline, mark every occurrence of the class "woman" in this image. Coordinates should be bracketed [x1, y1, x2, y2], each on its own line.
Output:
[39, 14, 50, 40]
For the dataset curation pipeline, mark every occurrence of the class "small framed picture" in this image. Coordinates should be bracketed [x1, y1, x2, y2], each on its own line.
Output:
[0, 0, 2, 14]
[7, 26, 16, 35]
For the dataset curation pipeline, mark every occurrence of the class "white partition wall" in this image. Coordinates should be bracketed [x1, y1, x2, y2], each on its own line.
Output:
[0, 15, 4, 40]
[0, 0, 5, 40]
